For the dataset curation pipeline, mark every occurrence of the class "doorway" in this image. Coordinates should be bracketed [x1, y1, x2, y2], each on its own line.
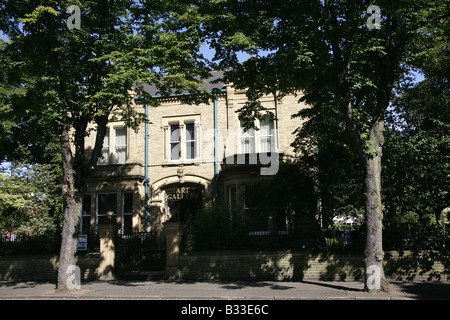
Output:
[165, 185, 203, 222]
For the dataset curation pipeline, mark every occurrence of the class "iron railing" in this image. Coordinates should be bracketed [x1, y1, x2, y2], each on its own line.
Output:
[114, 231, 165, 273]
[0, 230, 101, 256]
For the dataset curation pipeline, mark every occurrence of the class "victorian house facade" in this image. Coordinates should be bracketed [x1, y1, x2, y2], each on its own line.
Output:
[80, 71, 310, 241]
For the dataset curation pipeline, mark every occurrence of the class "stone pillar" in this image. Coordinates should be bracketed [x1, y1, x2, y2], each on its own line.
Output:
[164, 221, 181, 280]
[97, 223, 118, 281]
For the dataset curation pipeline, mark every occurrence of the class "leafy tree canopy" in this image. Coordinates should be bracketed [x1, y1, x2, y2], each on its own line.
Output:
[0, 159, 60, 235]
[0, 0, 214, 290]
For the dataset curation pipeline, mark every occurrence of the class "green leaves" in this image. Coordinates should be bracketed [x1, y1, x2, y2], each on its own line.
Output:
[0, 0, 212, 156]
[200, 0, 448, 234]
[19, 5, 59, 24]
[0, 162, 61, 234]
[222, 31, 259, 52]
[383, 20, 450, 221]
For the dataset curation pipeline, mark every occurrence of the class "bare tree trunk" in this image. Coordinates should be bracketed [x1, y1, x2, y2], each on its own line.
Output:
[56, 120, 81, 291]
[363, 119, 387, 292]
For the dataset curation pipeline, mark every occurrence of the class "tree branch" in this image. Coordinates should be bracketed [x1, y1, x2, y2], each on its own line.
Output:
[340, 100, 366, 162]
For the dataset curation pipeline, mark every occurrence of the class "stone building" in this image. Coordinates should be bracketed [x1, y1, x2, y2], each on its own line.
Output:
[81, 71, 310, 240]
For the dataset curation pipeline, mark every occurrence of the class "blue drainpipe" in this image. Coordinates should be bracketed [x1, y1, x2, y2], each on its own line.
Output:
[144, 103, 149, 241]
[214, 93, 219, 202]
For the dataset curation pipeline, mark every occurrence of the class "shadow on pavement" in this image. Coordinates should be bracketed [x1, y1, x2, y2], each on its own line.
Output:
[392, 282, 450, 300]
[219, 281, 296, 290]
[300, 280, 364, 292]
[0, 280, 56, 289]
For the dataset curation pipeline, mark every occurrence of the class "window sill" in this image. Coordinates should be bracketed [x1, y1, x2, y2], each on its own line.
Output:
[162, 161, 200, 167]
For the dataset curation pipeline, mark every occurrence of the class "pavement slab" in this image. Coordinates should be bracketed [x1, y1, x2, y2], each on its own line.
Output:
[1, 279, 445, 300]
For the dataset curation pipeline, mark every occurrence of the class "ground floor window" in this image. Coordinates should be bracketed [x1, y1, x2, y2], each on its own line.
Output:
[228, 186, 237, 217]
[227, 184, 289, 235]
[243, 184, 267, 235]
[81, 195, 91, 234]
[96, 193, 117, 225]
[246, 208, 270, 235]
[274, 208, 289, 235]
[122, 192, 133, 235]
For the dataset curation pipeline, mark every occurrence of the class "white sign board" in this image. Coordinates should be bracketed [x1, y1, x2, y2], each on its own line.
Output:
[77, 235, 88, 251]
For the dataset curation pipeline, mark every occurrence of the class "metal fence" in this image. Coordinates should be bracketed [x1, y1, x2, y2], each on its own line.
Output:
[0, 232, 61, 255]
[114, 231, 165, 273]
[182, 229, 324, 252]
[0, 230, 100, 256]
[181, 222, 366, 252]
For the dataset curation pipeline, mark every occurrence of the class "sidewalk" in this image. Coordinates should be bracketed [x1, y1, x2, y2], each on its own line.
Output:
[0, 278, 449, 300]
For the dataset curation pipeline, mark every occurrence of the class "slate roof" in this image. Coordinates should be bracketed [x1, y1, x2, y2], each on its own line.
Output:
[140, 70, 226, 96]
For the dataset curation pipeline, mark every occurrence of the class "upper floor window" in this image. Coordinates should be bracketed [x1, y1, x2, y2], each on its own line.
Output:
[170, 124, 181, 161]
[185, 122, 196, 160]
[166, 118, 199, 162]
[239, 121, 255, 153]
[259, 120, 275, 153]
[97, 127, 127, 165]
[239, 119, 276, 154]
[114, 127, 127, 164]
[98, 128, 110, 165]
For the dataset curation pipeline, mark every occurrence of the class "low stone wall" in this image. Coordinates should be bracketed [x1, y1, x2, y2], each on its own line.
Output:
[384, 250, 449, 282]
[0, 253, 99, 282]
[1, 250, 448, 283]
[178, 250, 450, 282]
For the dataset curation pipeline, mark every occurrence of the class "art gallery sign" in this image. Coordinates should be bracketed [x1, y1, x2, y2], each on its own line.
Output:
[166, 187, 200, 201]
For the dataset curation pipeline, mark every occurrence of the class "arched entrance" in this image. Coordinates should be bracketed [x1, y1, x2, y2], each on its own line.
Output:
[164, 184, 204, 222]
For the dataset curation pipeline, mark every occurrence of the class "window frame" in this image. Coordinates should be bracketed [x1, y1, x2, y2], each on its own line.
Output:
[96, 192, 118, 226]
[80, 194, 91, 235]
[259, 119, 275, 153]
[238, 119, 277, 154]
[239, 120, 256, 154]
[98, 128, 110, 165]
[169, 123, 181, 162]
[164, 117, 200, 163]
[243, 184, 270, 235]
[122, 192, 133, 236]
[184, 122, 196, 161]
[97, 126, 128, 165]
[228, 185, 237, 219]
[113, 127, 127, 164]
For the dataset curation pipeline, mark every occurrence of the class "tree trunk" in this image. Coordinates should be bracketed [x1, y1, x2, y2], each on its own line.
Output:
[56, 114, 109, 290]
[363, 119, 387, 292]
[56, 120, 82, 291]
